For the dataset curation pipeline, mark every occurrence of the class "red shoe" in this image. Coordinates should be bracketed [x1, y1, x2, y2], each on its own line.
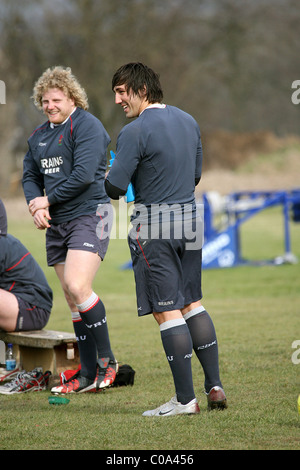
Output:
[206, 386, 228, 410]
[94, 357, 119, 390]
[59, 366, 81, 385]
[0, 368, 51, 395]
[57, 358, 119, 393]
[0, 366, 22, 383]
[51, 373, 94, 394]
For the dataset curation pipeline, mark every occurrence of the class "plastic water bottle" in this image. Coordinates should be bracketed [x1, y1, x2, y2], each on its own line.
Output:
[5, 343, 16, 371]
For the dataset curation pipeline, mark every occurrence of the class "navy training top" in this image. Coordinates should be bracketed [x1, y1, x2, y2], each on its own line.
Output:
[22, 107, 110, 224]
[0, 233, 53, 312]
[106, 105, 202, 206]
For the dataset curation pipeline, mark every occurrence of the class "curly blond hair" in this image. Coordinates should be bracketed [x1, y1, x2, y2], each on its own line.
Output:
[32, 66, 89, 110]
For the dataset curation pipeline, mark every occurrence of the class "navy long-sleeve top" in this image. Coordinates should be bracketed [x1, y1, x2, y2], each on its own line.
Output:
[105, 105, 202, 206]
[0, 233, 53, 312]
[22, 107, 110, 224]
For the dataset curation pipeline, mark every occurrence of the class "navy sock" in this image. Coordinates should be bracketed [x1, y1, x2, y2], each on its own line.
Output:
[184, 306, 222, 393]
[71, 311, 97, 380]
[76, 292, 115, 362]
[160, 318, 195, 405]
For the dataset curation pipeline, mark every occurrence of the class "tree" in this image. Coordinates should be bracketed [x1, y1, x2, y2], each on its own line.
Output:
[1, 0, 300, 195]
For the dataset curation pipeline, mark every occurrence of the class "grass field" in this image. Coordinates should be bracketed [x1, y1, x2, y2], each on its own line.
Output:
[0, 201, 299, 451]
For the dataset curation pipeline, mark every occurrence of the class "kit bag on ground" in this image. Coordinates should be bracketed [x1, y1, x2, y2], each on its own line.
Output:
[112, 364, 135, 387]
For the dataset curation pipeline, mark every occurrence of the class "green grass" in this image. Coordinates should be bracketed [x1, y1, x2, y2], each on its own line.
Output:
[1, 204, 299, 450]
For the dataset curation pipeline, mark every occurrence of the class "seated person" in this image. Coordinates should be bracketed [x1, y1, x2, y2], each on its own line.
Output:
[0, 199, 53, 332]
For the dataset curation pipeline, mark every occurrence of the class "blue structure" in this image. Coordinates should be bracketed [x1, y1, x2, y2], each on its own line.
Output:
[202, 189, 300, 268]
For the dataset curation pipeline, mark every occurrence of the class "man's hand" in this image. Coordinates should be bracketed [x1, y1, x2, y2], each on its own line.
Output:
[33, 208, 51, 230]
[29, 196, 49, 216]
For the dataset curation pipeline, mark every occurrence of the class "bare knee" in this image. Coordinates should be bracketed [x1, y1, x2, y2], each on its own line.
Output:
[64, 278, 92, 305]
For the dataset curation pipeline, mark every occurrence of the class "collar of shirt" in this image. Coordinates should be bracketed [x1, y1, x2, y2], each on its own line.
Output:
[139, 103, 166, 116]
[49, 107, 77, 128]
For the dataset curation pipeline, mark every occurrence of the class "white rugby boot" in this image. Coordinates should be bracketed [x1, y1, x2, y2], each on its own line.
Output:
[142, 396, 200, 417]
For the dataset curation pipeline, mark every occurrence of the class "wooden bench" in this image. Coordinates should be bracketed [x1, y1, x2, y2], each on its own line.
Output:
[0, 330, 79, 381]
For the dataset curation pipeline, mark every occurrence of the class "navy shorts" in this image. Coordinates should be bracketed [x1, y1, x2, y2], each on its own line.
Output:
[128, 230, 203, 316]
[15, 297, 50, 332]
[46, 205, 113, 266]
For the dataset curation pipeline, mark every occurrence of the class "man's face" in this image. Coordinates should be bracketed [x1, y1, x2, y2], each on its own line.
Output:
[113, 84, 148, 118]
[42, 88, 75, 124]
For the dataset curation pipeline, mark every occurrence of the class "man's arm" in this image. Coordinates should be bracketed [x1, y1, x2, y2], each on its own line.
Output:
[195, 130, 203, 185]
[104, 179, 126, 200]
[22, 149, 45, 203]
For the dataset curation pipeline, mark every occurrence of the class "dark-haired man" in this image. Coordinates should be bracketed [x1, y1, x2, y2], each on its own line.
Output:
[105, 63, 227, 416]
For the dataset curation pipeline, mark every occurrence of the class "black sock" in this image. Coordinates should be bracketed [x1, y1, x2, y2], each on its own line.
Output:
[160, 318, 195, 405]
[76, 292, 115, 362]
[71, 311, 97, 380]
[184, 306, 222, 393]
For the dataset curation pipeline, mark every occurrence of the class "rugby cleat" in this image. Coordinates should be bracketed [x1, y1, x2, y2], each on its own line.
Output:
[51, 373, 94, 394]
[206, 386, 228, 410]
[142, 396, 200, 417]
[56, 358, 119, 393]
[94, 357, 119, 390]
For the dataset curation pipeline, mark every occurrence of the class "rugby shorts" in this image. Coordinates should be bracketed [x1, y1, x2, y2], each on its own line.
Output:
[128, 232, 203, 316]
[15, 297, 50, 332]
[46, 204, 113, 266]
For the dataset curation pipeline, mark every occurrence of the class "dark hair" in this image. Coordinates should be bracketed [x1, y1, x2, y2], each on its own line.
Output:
[112, 63, 163, 103]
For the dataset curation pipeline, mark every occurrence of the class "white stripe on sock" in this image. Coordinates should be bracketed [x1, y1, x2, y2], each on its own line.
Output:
[159, 317, 186, 332]
[183, 305, 205, 321]
[76, 292, 99, 313]
[71, 311, 81, 322]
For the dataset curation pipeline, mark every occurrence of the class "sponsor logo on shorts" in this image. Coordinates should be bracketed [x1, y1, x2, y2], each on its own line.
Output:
[83, 242, 94, 248]
[158, 300, 174, 306]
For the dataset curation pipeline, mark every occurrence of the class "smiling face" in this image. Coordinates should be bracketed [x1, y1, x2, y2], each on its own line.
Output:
[113, 84, 148, 118]
[42, 88, 75, 124]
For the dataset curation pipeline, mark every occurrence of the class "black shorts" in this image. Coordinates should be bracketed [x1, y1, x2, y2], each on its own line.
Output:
[46, 205, 113, 266]
[128, 231, 203, 316]
[15, 297, 50, 332]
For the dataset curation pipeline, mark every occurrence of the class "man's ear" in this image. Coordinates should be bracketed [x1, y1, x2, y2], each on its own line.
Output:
[139, 85, 147, 98]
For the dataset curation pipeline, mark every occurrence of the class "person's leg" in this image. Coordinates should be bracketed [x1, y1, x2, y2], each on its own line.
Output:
[50, 211, 117, 394]
[154, 309, 196, 405]
[182, 301, 227, 409]
[54, 263, 98, 381]
[142, 309, 200, 416]
[51, 250, 116, 394]
[0, 289, 19, 331]
[130, 234, 198, 415]
[180, 230, 227, 409]
[63, 250, 114, 361]
[182, 301, 222, 391]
